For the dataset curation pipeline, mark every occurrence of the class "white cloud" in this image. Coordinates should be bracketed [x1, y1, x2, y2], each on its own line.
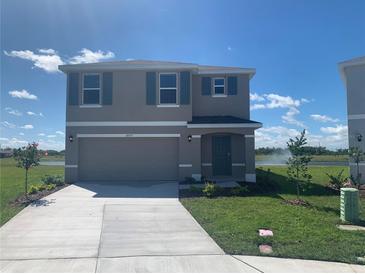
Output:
[1, 121, 16, 129]
[20, 124, 34, 129]
[37, 139, 64, 151]
[9, 89, 37, 100]
[69, 48, 115, 64]
[250, 93, 265, 102]
[5, 107, 22, 116]
[310, 114, 339, 123]
[56, 131, 64, 135]
[227, 46, 232, 51]
[19, 132, 25, 136]
[0, 137, 28, 148]
[47, 135, 56, 138]
[250, 104, 266, 110]
[38, 133, 46, 136]
[256, 125, 348, 149]
[250, 93, 308, 128]
[26, 111, 43, 117]
[0, 137, 9, 141]
[4, 49, 64, 73]
[38, 48, 57, 54]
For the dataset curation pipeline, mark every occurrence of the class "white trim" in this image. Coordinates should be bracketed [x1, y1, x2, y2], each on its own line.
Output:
[157, 104, 180, 108]
[179, 164, 192, 168]
[77, 134, 180, 138]
[245, 173, 256, 182]
[159, 72, 178, 105]
[65, 165, 78, 168]
[212, 94, 227, 98]
[187, 123, 262, 128]
[213, 77, 225, 96]
[338, 56, 365, 84]
[79, 104, 102, 108]
[82, 73, 102, 106]
[67, 121, 187, 127]
[192, 135, 201, 138]
[245, 135, 255, 138]
[202, 163, 212, 167]
[232, 163, 245, 167]
[348, 114, 365, 120]
[349, 162, 365, 166]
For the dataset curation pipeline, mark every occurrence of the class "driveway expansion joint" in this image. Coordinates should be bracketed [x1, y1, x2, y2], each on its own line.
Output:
[231, 255, 264, 273]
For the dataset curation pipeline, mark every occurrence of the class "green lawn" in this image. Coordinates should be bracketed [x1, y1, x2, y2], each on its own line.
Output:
[181, 166, 365, 264]
[40, 155, 65, 161]
[256, 154, 348, 162]
[0, 158, 64, 226]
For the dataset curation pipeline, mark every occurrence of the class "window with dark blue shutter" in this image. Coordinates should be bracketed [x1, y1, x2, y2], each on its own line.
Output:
[83, 74, 101, 105]
[202, 77, 211, 95]
[227, 76, 237, 95]
[146, 72, 156, 105]
[68, 73, 79, 105]
[180, 71, 190, 105]
[159, 73, 177, 104]
[102, 72, 113, 105]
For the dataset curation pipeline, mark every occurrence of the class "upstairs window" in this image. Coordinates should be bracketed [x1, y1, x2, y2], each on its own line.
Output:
[159, 73, 177, 105]
[83, 74, 101, 105]
[213, 78, 225, 96]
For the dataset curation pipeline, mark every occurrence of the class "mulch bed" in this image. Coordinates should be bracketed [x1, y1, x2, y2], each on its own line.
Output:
[10, 184, 69, 207]
[283, 199, 311, 207]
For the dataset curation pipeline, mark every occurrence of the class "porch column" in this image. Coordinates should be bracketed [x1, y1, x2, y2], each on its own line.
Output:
[244, 134, 256, 182]
[191, 135, 202, 181]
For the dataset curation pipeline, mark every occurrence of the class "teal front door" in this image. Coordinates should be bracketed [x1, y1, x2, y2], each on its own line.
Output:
[212, 135, 232, 176]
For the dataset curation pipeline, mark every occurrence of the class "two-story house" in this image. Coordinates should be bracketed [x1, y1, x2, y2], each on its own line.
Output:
[339, 56, 365, 184]
[59, 60, 262, 184]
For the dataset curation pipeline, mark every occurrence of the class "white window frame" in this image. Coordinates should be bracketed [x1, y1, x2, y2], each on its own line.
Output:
[82, 73, 102, 107]
[158, 72, 179, 107]
[212, 77, 226, 97]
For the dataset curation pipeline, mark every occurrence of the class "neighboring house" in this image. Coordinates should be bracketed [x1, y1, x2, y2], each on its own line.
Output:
[0, 149, 13, 158]
[339, 56, 365, 184]
[59, 60, 262, 183]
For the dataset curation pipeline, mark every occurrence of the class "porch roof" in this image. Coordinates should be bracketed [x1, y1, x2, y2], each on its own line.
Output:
[187, 116, 262, 129]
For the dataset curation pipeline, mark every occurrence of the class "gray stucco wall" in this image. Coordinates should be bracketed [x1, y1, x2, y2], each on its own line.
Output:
[192, 74, 250, 119]
[344, 64, 365, 184]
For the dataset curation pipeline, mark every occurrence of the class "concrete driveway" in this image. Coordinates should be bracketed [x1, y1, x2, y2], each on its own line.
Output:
[1, 182, 364, 273]
[0, 182, 254, 272]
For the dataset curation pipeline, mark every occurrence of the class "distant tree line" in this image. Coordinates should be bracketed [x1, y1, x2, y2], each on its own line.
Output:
[256, 146, 348, 155]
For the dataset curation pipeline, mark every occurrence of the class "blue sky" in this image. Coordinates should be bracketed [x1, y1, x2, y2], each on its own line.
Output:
[1, 0, 364, 150]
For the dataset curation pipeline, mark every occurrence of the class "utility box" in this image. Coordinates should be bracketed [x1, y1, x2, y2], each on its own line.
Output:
[340, 188, 359, 223]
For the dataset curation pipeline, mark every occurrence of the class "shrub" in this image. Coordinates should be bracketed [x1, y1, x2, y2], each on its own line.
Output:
[202, 181, 221, 198]
[37, 184, 47, 191]
[326, 169, 347, 191]
[28, 185, 39, 195]
[41, 175, 64, 186]
[189, 185, 202, 195]
[45, 183, 56, 191]
[230, 185, 249, 196]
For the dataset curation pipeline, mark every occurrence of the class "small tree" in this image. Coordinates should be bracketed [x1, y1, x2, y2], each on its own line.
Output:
[349, 146, 365, 188]
[13, 143, 41, 197]
[286, 130, 313, 200]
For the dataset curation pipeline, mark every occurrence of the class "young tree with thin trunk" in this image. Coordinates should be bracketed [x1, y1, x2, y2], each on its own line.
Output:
[13, 143, 41, 197]
[286, 130, 313, 200]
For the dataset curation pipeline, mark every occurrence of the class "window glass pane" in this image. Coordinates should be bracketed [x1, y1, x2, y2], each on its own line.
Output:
[83, 89, 100, 104]
[84, 74, 100, 88]
[214, 78, 224, 86]
[215, 86, 224, 94]
[160, 74, 176, 88]
[160, 89, 177, 104]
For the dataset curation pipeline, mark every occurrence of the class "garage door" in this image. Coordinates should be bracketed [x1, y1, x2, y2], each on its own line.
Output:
[78, 137, 178, 181]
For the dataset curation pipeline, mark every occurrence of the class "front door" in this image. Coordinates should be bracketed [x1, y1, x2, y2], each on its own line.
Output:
[212, 135, 232, 176]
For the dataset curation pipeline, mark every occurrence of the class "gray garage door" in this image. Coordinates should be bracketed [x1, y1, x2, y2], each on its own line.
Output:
[78, 138, 178, 181]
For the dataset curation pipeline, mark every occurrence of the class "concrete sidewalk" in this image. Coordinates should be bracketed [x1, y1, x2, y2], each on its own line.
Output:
[1, 183, 364, 273]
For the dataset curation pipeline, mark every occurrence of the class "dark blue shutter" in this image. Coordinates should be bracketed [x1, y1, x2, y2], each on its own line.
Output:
[180, 71, 190, 105]
[102, 72, 113, 105]
[68, 73, 79, 105]
[202, 77, 211, 95]
[146, 72, 156, 105]
[227, 76, 237, 95]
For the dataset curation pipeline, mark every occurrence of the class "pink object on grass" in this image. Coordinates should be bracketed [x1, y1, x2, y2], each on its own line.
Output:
[259, 229, 273, 237]
[259, 244, 273, 254]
